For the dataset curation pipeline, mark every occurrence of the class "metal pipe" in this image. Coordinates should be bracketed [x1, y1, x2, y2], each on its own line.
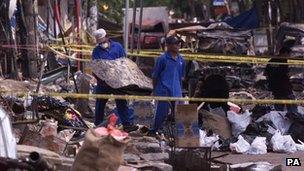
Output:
[47, 0, 50, 39]
[276, 2, 280, 24]
[33, 0, 39, 78]
[131, 0, 137, 53]
[75, 0, 82, 71]
[135, 0, 143, 65]
[12, 119, 39, 125]
[268, 0, 273, 55]
[136, 0, 143, 54]
[53, 0, 57, 38]
[28, 152, 54, 171]
[124, 0, 129, 55]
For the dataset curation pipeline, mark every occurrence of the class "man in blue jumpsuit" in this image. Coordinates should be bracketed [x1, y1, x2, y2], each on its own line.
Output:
[92, 28, 138, 132]
[150, 36, 185, 134]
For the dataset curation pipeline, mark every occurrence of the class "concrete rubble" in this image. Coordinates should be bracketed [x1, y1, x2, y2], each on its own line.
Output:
[122, 136, 172, 170]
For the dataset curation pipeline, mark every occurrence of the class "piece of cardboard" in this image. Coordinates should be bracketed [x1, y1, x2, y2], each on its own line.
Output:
[175, 104, 199, 148]
[201, 110, 232, 139]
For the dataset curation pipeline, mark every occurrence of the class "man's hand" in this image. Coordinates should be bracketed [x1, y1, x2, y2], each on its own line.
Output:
[91, 77, 97, 85]
[151, 91, 156, 97]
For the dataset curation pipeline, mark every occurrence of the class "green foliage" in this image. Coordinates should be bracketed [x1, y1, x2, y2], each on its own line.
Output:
[98, 0, 124, 24]
[97, 0, 202, 24]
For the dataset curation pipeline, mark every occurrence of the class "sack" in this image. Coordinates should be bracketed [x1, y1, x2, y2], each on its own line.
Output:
[246, 137, 267, 155]
[201, 110, 232, 139]
[199, 130, 220, 147]
[271, 130, 297, 153]
[256, 111, 292, 135]
[71, 129, 130, 171]
[229, 135, 251, 153]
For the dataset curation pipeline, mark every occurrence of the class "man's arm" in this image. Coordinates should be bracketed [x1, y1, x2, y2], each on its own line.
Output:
[152, 57, 164, 94]
[92, 47, 99, 60]
[181, 58, 186, 88]
[92, 47, 103, 85]
[152, 78, 157, 96]
[118, 43, 126, 58]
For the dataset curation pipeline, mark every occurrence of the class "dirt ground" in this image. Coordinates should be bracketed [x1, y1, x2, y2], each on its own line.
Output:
[212, 151, 304, 171]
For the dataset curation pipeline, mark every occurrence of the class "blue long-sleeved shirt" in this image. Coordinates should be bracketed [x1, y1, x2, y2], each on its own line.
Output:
[92, 40, 126, 60]
[152, 52, 185, 97]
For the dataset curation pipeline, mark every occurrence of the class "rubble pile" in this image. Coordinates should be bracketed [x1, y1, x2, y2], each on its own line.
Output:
[1, 57, 304, 171]
[122, 135, 172, 170]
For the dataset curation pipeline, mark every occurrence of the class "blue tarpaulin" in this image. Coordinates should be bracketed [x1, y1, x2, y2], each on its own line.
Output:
[225, 6, 260, 30]
[213, 0, 225, 6]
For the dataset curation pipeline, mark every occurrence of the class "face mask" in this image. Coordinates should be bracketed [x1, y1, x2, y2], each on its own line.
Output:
[100, 42, 109, 49]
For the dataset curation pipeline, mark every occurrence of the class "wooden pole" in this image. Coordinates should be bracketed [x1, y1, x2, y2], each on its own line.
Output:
[124, 0, 129, 54]
[23, 0, 38, 78]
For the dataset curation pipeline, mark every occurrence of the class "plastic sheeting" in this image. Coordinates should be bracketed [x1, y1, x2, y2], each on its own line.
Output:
[227, 110, 252, 136]
[0, 108, 17, 159]
[256, 111, 292, 135]
[9, 0, 17, 19]
[225, 6, 260, 30]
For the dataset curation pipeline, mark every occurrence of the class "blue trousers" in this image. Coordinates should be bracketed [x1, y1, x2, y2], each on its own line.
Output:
[152, 101, 176, 131]
[94, 84, 131, 126]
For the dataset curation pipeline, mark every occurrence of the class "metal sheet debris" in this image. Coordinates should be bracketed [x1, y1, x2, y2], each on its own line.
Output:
[91, 58, 153, 90]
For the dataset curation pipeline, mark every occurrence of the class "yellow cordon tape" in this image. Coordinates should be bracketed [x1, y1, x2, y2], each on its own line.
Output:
[49, 43, 302, 60]
[37, 44, 304, 105]
[128, 53, 304, 65]
[46, 45, 91, 62]
[47, 44, 304, 65]
[2, 91, 304, 105]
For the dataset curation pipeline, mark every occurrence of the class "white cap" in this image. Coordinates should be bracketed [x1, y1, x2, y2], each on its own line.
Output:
[93, 28, 107, 39]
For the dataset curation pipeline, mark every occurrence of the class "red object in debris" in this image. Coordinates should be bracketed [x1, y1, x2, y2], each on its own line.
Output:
[108, 113, 118, 127]
[94, 114, 128, 138]
[95, 127, 109, 136]
[228, 102, 241, 113]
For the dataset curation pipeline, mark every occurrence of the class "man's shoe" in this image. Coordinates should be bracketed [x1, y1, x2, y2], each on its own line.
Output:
[123, 124, 139, 133]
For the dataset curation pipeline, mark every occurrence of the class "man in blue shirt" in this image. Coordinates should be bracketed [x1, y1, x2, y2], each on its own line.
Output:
[92, 28, 138, 132]
[150, 36, 185, 134]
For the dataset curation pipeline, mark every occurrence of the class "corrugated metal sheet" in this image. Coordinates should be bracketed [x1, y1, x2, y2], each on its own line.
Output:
[91, 58, 152, 91]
